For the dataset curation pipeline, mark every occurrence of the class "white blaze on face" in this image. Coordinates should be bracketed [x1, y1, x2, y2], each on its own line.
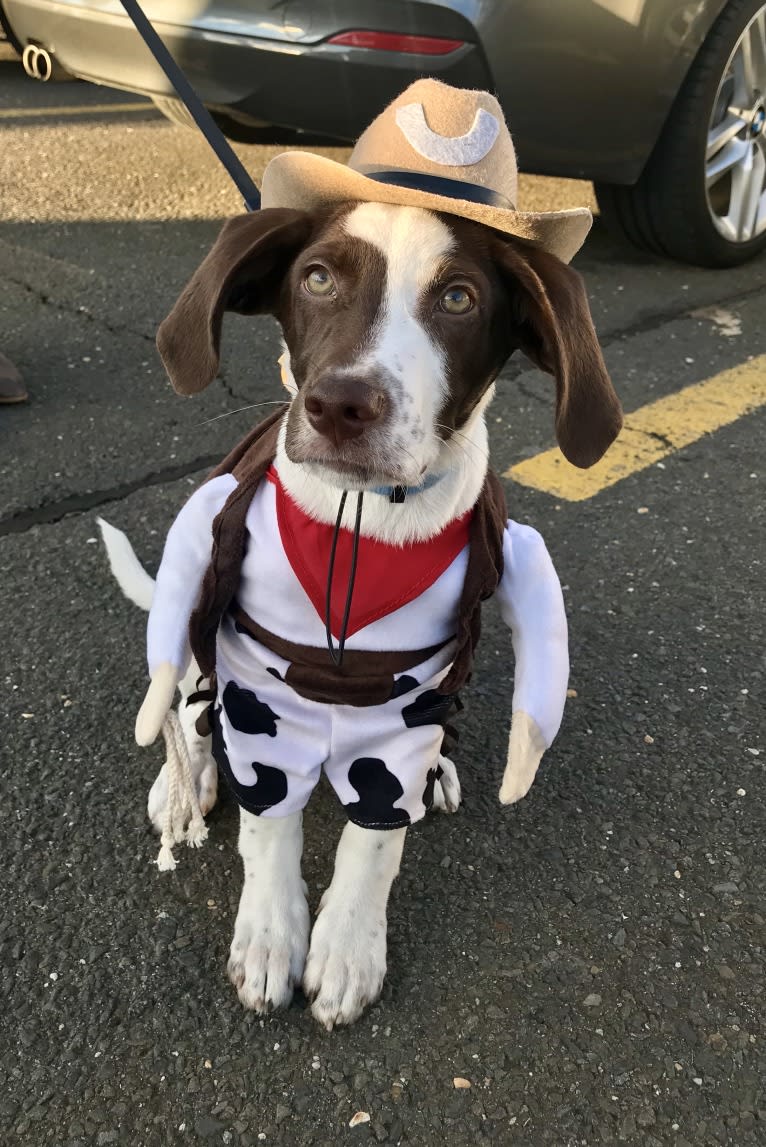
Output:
[342, 203, 455, 477]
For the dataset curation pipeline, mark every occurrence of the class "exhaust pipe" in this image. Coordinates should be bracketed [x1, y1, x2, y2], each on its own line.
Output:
[22, 43, 66, 82]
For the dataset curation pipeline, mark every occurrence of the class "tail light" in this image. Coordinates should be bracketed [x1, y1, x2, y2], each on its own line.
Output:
[327, 31, 464, 56]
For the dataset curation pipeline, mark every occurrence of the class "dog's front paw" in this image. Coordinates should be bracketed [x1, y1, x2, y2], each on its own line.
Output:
[228, 883, 310, 1013]
[432, 754, 461, 813]
[499, 711, 547, 805]
[147, 756, 218, 833]
[303, 897, 387, 1030]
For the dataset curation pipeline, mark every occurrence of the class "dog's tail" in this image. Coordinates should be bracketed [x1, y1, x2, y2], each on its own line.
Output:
[97, 517, 155, 611]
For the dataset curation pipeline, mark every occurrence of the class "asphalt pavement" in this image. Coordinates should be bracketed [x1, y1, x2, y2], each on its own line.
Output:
[1, 42, 764, 1147]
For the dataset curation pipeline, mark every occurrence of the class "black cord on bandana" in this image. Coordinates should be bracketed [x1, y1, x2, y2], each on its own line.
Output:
[325, 490, 365, 667]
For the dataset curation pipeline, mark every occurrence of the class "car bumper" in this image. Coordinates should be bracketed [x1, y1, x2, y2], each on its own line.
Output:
[4, 0, 491, 141]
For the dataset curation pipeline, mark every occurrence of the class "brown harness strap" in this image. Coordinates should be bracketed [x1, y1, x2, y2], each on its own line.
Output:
[231, 606, 452, 707]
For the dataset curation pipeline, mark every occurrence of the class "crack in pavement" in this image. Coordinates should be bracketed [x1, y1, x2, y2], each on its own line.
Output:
[5, 274, 256, 405]
[5, 274, 157, 345]
[599, 279, 766, 348]
[515, 377, 550, 406]
[217, 373, 252, 404]
[7, 259, 765, 367]
[641, 428, 676, 449]
[0, 454, 220, 537]
[4, 269, 762, 538]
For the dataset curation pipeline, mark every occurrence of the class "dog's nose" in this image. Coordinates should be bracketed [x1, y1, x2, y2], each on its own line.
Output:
[304, 378, 388, 445]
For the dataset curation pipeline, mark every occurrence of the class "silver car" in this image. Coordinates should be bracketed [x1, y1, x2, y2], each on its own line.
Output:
[3, 0, 765, 266]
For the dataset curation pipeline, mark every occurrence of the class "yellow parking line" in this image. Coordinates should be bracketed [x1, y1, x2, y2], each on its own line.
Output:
[506, 354, 766, 502]
[0, 102, 151, 119]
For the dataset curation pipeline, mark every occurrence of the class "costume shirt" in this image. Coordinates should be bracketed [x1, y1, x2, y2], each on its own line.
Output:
[149, 461, 569, 745]
[147, 460, 569, 826]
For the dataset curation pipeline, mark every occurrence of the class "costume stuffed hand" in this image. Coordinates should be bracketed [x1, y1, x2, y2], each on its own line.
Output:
[135, 662, 180, 746]
[498, 710, 547, 805]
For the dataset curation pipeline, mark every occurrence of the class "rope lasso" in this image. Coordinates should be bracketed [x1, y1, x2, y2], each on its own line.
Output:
[156, 709, 209, 871]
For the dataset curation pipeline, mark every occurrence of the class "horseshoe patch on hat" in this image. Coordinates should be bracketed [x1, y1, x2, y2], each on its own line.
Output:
[395, 103, 499, 168]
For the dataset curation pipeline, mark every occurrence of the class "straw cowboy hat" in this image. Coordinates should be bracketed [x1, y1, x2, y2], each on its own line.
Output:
[261, 78, 592, 265]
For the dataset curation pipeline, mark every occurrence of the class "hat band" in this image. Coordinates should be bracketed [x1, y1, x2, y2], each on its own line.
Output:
[365, 169, 513, 210]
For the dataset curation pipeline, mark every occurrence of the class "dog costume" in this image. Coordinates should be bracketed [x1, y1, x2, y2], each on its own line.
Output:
[141, 78, 620, 840]
[147, 405, 569, 828]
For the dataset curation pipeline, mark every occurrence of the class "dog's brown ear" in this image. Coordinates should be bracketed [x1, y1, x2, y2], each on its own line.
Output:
[495, 240, 622, 468]
[157, 208, 313, 395]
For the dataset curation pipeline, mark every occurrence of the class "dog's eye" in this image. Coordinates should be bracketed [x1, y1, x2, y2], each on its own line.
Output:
[439, 287, 473, 315]
[304, 267, 336, 297]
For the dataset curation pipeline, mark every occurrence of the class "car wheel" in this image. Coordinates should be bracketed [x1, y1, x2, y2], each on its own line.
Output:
[595, 0, 766, 267]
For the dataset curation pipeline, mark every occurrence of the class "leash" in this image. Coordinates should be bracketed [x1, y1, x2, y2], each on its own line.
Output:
[118, 0, 261, 212]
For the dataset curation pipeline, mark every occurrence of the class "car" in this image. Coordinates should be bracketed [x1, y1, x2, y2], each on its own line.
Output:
[2, 0, 765, 267]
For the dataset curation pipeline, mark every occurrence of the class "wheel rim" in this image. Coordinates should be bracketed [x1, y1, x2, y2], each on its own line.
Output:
[705, 5, 766, 243]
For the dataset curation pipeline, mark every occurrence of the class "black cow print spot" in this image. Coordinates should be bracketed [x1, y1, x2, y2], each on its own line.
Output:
[237, 761, 288, 810]
[210, 705, 288, 814]
[390, 674, 419, 699]
[210, 704, 230, 771]
[222, 680, 280, 737]
[421, 762, 444, 811]
[266, 667, 283, 681]
[343, 758, 410, 828]
[401, 689, 455, 729]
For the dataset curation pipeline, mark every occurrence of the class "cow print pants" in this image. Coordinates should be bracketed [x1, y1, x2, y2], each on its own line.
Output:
[208, 616, 456, 829]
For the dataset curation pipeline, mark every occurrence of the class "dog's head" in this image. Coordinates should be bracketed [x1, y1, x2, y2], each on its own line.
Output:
[158, 203, 621, 486]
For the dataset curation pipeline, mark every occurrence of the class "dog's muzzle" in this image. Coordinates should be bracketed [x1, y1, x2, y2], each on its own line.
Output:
[303, 377, 389, 448]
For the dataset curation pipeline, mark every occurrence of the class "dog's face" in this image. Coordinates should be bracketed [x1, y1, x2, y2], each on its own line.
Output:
[277, 202, 519, 487]
[157, 203, 622, 481]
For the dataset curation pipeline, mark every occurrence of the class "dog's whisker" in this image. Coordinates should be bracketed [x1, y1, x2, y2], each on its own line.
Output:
[436, 423, 489, 462]
[442, 436, 466, 472]
[198, 401, 287, 427]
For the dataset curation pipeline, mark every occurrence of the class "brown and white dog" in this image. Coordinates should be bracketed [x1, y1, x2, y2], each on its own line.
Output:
[102, 82, 621, 1029]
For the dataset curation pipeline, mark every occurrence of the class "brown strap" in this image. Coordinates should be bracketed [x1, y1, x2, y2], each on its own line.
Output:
[438, 469, 507, 696]
[188, 406, 288, 677]
[232, 606, 450, 675]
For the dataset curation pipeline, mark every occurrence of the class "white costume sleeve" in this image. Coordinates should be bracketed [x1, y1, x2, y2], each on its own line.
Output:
[147, 473, 238, 676]
[494, 520, 569, 806]
[495, 520, 569, 746]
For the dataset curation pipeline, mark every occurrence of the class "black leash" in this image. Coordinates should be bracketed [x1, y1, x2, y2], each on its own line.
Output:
[325, 491, 365, 667]
[118, 2, 395, 667]
[118, 0, 261, 212]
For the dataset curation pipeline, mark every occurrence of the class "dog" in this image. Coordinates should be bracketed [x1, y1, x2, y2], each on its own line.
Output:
[102, 80, 621, 1029]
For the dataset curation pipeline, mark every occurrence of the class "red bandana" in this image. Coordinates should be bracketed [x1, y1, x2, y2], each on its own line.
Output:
[266, 468, 471, 638]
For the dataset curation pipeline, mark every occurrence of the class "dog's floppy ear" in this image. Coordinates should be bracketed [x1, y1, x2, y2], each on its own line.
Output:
[157, 208, 313, 395]
[495, 240, 622, 468]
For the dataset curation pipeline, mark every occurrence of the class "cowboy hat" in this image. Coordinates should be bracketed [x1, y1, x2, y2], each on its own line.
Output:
[261, 78, 592, 265]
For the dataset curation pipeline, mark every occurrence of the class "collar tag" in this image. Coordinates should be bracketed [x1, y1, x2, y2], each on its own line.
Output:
[371, 471, 444, 501]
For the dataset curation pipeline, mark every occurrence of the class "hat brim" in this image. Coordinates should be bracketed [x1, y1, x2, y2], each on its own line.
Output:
[261, 151, 592, 265]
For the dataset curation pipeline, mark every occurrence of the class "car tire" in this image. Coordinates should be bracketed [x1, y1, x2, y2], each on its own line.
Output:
[595, 0, 766, 267]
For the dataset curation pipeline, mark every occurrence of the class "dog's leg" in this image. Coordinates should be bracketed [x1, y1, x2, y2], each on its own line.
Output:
[146, 661, 217, 832]
[304, 823, 406, 1029]
[228, 810, 309, 1013]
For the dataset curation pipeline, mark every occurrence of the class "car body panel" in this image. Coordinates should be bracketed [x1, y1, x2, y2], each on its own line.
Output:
[4, 0, 728, 183]
[478, 0, 728, 181]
